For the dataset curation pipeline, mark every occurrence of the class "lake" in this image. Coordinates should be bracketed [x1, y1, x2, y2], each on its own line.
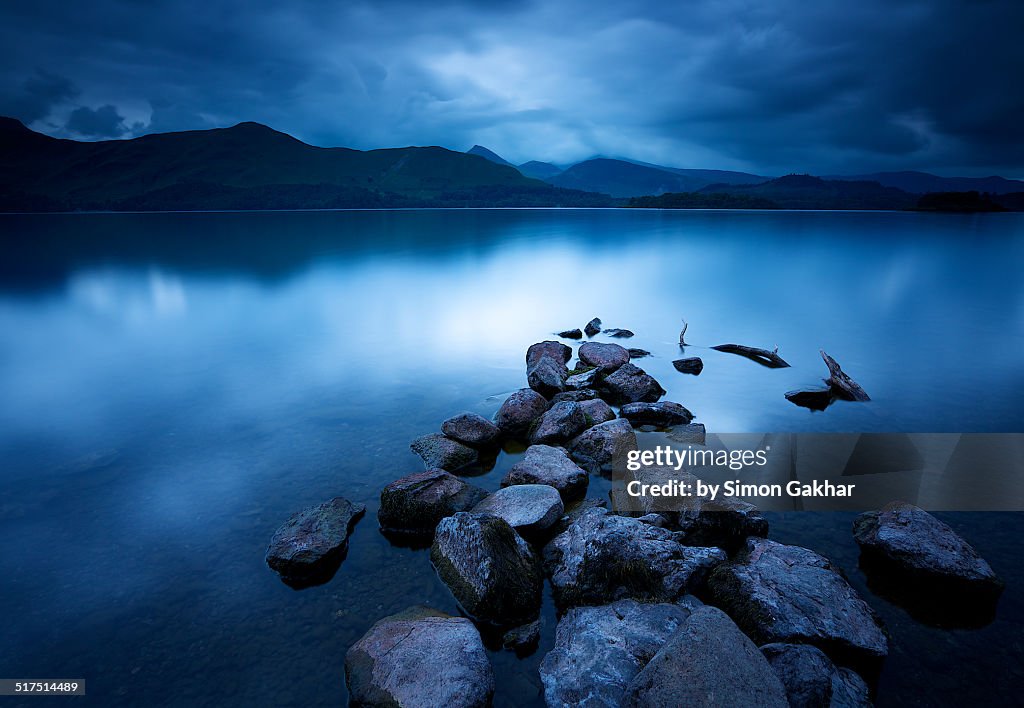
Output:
[1, 209, 1022, 706]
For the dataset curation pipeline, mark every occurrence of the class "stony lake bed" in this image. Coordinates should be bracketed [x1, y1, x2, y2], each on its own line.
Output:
[1, 209, 1022, 706]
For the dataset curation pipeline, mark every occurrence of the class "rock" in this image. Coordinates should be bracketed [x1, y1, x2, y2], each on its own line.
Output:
[619, 401, 694, 427]
[472, 484, 564, 539]
[578, 341, 630, 372]
[266, 497, 365, 588]
[527, 340, 573, 368]
[549, 498, 608, 536]
[530, 401, 588, 445]
[598, 362, 666, 404]
[565, 368, 599, 390]
[526, 341, 573, 397]
[543, 507, 726, 609]
[637, 513, 668, 528]
[378, 469, 489, 537]
[584, 317, 602, 337]
[666, 422, 706, 445]
[603, 328, 634, 338]
[557, 328, 583, 339]
[672, 357, 704, 375]
[549, 389, 599, 404]
[345, 605, 494, 708]
[441, 412, 501, 447]
[410, 433, 479, 472]
[853, 501, 1002, 595]
[567, 418, 637, 475]
[503, 444, 589, 500]
[707, 538, 888, 665]
[502, 620, 541, 654]
[431, 513, 543, 626]
[627, 348, 651, 358]
[761, 643, 871, 708]
[623, 606, 789, 708]
[494, 388, 548, 437]
[540, 598, 701, 708]
[578, 398, 616, 427]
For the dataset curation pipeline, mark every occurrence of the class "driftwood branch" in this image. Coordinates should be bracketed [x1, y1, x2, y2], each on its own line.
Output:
[679, 321, 688, 346]
[821, 350, 870, 401]
[711, 343, 791, 368]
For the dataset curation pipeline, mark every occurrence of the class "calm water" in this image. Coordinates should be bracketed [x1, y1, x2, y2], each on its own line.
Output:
[1, 209, 1022, 706]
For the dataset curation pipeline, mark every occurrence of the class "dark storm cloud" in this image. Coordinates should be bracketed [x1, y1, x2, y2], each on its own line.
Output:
[1, 0, 1021, 174]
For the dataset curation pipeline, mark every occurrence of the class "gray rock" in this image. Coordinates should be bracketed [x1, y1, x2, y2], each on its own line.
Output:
[666, 422, 707, 445]
[528, 355, 569, 397]
[623, 606, 789, 708]
[627, 348, 651, 358]
[557, 328, 583, 339]
[567, 418, 637, 475]
[345, 605, 494, 708]
[598, 362, 666, 404]
[431, 512, 543, 626]
[530, 401, 588, 445]
[584, 317, 602, 337]
[503, 444, 589, 500]
[707, 538, 888, 665]
[672, 357, 704, 375]
[494, 388, 549, 437]
[549, 389, 600, 404]
[540, 598, 701, 708]
[603, 328, 634, 338]
[832, 668, 872, 707]
[578, 398, 616, 427]
[527, 340, 573, 368]
[761, 643, 872, 708]
[472, 484, 564, 539]
[410, 433, 479, 472]
[619, 400, 694, 427]
[565, 368, 599, 390]
[441, 412, 501, 447]
[502, 620, 541, 653]
[266, 497, 365, 587]
[549, 498, 608, 536]
[543, 507, 726, 609]
[378, 469, 489, 537]
[578, 341, 630, 371]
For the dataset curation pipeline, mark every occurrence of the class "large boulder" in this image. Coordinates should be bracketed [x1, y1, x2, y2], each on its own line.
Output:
[579, 398, 616, 427]
[527, 340, 573, 368]
[431, 512, 543, 626]
[345, 606, 493, 708]
[761, 643, 872, 708]
[623, 606, 789, 708]
[410, 433, 478, 472]
[503, 444, 589, 500]
[540, 598, 701, 708]
[578, 341, 630, 372]
[471, 484, 564, 540]
[527, 340, 573, 397]
[598, 363, 666, 404]
[266, 497, 365, 588]
[543, 507, 726, 609]
[567, 418, 638, 475]
[584, 317, 602, 337]
[530, 401, 588, 445]
[378, 469, 488, 537]
[441, 412, 501, 448]
[494, 388, 549, 437]
[707, 538, 888, 665]
[619, 401, 694, 427]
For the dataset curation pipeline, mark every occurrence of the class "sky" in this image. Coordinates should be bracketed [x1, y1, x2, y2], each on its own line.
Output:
[1, 0, 1022, 176]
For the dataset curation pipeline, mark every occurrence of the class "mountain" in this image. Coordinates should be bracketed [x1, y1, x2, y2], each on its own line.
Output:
[517, 160, 563, 180]
[825, 171, 1024, 195]
[0, 118, 611, 210]
[547, 158, 709, 197]
[466, 144, 513, 166]
[604, 157, 768, 185]
[697, 174, 917, 210]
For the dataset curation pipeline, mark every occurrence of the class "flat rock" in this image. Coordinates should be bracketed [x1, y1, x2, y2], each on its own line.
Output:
[540, 598, 701, 708]
[431, 513, 543, 626]
[598, 362, 666, 404]
[627, 348, 651, 358]
[672, 357, 704, 375]
[441, 412, 501, 447]
[603, 328, 634, 338]
[619, 401, 694, 427]
[557, 328, 583, 339]
[266, 497, 365, 588]
[567, 418, 638, 475]
[530, 401, 588, 445]
[410, 433, 479, 472]
[378, 469, 489, 537]
[543, 507, 726, 609]
[584, 317, 602, 337]
[495, 388, 549, 437]
[578, 341, 630, 371]
[345, 606, 494, 708]
[579, 398, 616, 427]
[565, 368, 599, 389]
[472, 484, 564, 539]
[503, 444, 589, 500]
[761, 643, 871, 708]
[707, 538, 888, 665]
[623, 606, 789, 708]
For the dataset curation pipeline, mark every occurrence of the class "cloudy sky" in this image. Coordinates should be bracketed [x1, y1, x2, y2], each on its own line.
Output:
[2, 0, 1021, 175]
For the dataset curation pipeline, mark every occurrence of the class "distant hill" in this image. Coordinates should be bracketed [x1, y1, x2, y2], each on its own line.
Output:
[605, 157, 768, 185]
[547, 158, 708, 197]
[699, 174, 918, 210]
[518, 160, 563, 180]
[628, 192, 779, 209]
[466, 144, 513, 166]
[0, 118, 611, 210]
[826, 170, 1024, 195]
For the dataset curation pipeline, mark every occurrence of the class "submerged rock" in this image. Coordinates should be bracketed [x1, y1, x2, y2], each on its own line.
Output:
[345, 605, 494, 708]
[543, 507, 726, 609]
[598, 362, 666, 404]
[441, 412, 501, 448]
[584, 317, 602, 337]
[557, 328, 583, 339]
[472, 484, 564, 539]
[627, 348, 651, 358]
[567, 418, 638, 475]
[266, 497, 365, 588]
[540, 598, 701, 708]
[623, 606, 789, 708]
[603, 328, 635, 338]
[503, 444, 589, 500]
[410, 433, 479, 472]
[494, 388, 549, 437]
[530, 401, 588, 445]
[578, 398, 616, 427]
[431, 512, 543, 626]
[761, 643, 872, 708]
[707, 538, 888, 666]
[502, 619, 541, 654]
[672, 357, 704, 375]
[578, 341, 630, 372]
[619, 400, 694, 427]
[665, 422, 707, 445]
[378, 469, 488, 537]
